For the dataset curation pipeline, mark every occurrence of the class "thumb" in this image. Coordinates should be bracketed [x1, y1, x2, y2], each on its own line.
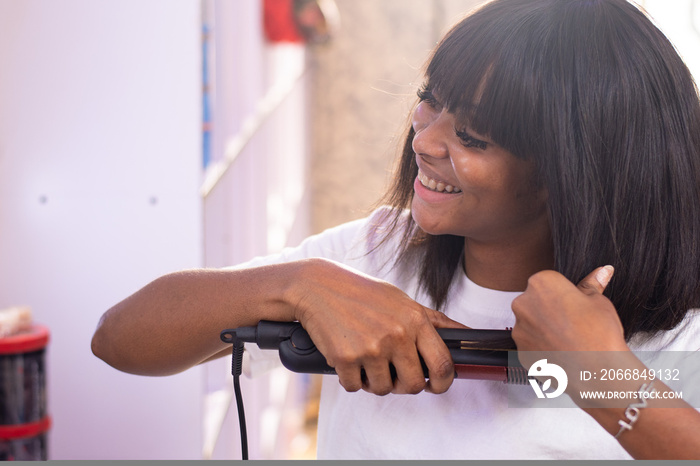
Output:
[577, 265, 614, 295]
[424, 307, 471, 329]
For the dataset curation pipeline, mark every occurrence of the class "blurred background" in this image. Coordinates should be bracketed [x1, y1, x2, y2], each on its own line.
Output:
[0, 0, 698, 460]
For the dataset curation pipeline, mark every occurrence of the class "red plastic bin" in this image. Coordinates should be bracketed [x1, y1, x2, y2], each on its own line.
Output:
[0, 325, 50, 460]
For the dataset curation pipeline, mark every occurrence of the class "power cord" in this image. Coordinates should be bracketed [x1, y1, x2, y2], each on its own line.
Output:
[220, 321, 521, 460]
[221, 330, 254, 460]
[231, 342, 248, 460]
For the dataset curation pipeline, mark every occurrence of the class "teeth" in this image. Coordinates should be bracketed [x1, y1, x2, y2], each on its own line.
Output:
[418, 170, 461, 193]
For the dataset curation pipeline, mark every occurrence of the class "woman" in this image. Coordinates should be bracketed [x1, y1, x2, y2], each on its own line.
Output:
[92, 0, 700, 459]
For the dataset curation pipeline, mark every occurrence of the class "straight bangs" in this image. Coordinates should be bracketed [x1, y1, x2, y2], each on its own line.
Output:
[425, 0, 550, 161]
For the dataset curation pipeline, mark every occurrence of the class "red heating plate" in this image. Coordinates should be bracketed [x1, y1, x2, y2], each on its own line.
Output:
[454, 364, 507, 382]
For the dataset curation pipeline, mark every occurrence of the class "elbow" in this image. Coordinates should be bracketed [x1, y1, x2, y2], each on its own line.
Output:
[90, 326, 141, 375]
[90, 313, 186, 377]
[91, 318, 114, 367]
[90, 305, 146, 374]
[91, 312, 131, 373]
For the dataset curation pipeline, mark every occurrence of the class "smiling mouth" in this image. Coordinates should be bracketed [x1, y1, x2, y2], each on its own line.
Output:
[418, 169, 462, 193]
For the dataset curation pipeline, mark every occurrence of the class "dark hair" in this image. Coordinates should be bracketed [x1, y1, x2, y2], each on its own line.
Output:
[380, 0, 700, 339]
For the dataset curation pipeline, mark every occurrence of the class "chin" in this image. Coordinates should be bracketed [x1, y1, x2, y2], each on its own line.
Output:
[410, 207, 455, 236]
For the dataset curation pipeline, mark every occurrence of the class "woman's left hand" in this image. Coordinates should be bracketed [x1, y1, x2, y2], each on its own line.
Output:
[512, 267, 700, 459]
[511, 266, 628, 354]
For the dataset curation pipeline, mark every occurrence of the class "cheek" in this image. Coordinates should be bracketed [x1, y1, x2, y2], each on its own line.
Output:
[453, 157, 545, 211]
[451, 155, 481, 185]
[510, 164, 546, 203]
[452, 156, 504, 193]
[509, 173, 549, 218]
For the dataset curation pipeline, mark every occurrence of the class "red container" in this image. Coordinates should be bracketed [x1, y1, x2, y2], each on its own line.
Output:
[0, 325, 50, 460]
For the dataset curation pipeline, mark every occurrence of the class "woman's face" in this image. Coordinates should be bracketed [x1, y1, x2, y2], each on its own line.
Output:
[410, 91, 550, 244]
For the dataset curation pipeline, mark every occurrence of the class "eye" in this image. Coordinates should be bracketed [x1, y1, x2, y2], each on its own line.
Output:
[455, 129, 488, 150]
[417, 86, 440, 109]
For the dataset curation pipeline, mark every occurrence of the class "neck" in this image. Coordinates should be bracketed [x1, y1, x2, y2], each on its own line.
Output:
[463, 233, 554, 292]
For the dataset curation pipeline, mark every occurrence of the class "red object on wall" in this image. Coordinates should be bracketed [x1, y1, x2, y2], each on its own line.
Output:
[263, 0, 305, 43]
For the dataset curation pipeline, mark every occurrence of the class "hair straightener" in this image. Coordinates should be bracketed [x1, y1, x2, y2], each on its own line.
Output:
[219, 320, 526, 459]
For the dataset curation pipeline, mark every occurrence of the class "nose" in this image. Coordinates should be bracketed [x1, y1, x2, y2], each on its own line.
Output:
[411, 102, 450, 159]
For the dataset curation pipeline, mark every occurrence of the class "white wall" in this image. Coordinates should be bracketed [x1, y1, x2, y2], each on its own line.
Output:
[200, 0, 312, 459]
[642, 0, 700, 82]
[0, 0, 312, 459]
[0, 0, 203, 459]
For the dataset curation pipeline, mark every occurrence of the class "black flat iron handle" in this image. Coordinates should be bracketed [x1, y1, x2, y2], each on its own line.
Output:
[275, 323, 515, 375]
[221, 321, 525, 383]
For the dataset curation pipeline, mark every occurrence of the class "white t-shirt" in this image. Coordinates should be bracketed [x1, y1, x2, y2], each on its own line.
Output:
[235, 207, 700, 460]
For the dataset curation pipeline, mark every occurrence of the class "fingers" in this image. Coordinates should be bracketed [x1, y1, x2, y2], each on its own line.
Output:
[335, 353, 426, 396]
[512, 265, 625, 354]
[351, 349, 452, 396]
[413, 308, 460, 393]
[384, 350, 428, 395]
[361, 359, 400, 396]
[333, 312, 457, 396]
[335, 367, 362, 393]
[577, 265, 615, 295]
[420, 345, 455, 394]
[426, 308, 471, 329]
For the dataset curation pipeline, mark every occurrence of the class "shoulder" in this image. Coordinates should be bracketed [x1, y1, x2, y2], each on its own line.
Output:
[301, 205, 410, 259]
[231, 206, 411, 269]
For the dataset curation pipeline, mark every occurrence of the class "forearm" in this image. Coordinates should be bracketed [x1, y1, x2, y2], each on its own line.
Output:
[586, 399, 700, 459]
[572, 352, 700, 459]
[92, 256, 464, 396]
[512, 269, 700, 459]
[91, 261, 307, 376]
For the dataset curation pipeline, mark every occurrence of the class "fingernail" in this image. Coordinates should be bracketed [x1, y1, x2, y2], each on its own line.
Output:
[595, 265, 615, 287]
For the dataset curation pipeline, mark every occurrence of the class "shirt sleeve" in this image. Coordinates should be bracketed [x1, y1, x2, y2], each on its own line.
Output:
[228, 207, 400, 271]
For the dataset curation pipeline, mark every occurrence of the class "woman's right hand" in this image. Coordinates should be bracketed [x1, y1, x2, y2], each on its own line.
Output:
[92, 256, 464, 387]
[289, 258, 467, 396]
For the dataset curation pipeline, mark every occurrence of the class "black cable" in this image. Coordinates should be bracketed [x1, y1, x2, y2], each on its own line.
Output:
[231, 342, 248, 460]
[220, 321, 521, 460]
